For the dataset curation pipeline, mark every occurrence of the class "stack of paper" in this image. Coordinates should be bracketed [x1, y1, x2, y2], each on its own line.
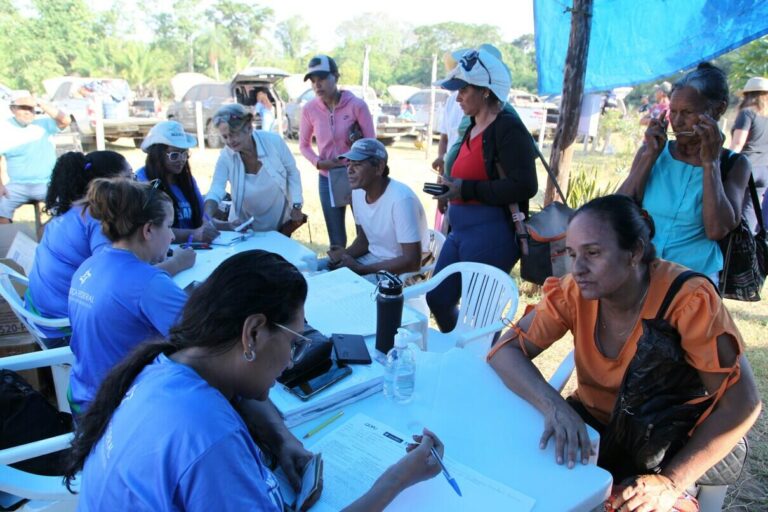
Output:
[269, 362, 384, 428]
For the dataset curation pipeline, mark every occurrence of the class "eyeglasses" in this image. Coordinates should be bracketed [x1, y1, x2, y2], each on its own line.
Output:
[11, 105, 35, 112]
[459, 50, 492, 86]
[274, 323, 313, 363]
[142, 179, 161, 210]
[166, 150, 189, 162]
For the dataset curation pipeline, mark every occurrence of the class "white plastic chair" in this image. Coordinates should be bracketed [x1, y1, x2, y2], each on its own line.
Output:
[0, 263, 72, 412]
[403, 261, 518, 353]
[0, 346, 78, 510]
[399, 229, 447, 284]
[548, 349, 575, 392]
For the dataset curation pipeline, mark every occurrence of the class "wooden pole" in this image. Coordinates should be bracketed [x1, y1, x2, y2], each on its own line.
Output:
[425, 54, 438, 162]
[544, 0, 593, 205]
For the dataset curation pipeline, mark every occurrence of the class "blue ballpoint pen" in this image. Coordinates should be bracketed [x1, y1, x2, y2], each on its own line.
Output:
[431, 446, 462, 497]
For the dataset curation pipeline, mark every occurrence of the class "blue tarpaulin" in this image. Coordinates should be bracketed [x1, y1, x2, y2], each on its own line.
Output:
[535, 0, 768, 95]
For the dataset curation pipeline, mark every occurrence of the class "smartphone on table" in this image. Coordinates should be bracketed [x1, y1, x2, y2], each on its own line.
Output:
[287, 361, 352, 401]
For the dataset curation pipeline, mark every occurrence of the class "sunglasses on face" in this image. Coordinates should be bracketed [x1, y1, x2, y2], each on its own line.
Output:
[12, 105, 35, 112]
[142, 179, 162, 210]
[459, 50, 492, 86]
[166, 150, 189, 162]
[274, 323, 314, 363]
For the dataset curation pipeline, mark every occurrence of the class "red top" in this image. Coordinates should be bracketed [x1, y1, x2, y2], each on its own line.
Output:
[450, 131, 487, 204]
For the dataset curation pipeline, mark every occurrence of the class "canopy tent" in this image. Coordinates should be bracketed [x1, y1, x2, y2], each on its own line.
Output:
[535, 0, 768, 95]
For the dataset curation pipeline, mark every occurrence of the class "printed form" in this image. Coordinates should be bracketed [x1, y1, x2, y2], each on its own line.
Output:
[305, 414, 535, 511]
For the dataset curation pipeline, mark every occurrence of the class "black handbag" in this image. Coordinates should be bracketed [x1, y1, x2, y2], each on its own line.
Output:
[276, 322, 333, 386]
[718, 150, 768, 301]
[599, 271, 747, 485]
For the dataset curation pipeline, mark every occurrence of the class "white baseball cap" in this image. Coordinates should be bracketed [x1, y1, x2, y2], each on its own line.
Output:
[434, 48, 511, 102]
[140, 121, 197, 153]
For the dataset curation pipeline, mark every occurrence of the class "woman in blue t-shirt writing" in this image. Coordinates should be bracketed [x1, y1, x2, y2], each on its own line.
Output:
[26, 151, 194, 347]
[137, 120, 219, 243]
[67, 178, 190, 413]
[619, 63, 752, 284]
[66, 250, 445, 511]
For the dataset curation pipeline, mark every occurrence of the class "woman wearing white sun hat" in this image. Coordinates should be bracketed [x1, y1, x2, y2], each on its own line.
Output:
[427, 47, 537, 333]
[730, 76, 768, 233]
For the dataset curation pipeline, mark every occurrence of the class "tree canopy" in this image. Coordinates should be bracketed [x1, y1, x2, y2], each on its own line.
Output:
[0, 0, 762, 102]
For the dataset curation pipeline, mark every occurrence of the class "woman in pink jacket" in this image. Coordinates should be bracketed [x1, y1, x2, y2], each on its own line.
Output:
[299, 55, 375, 248]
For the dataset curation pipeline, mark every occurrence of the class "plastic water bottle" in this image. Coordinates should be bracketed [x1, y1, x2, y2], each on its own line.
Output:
[383, 328, 416, 404]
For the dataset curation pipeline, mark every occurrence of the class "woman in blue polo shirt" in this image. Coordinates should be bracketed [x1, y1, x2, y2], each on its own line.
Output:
[26, 151, 131, 346]
[68, 178, 188, 413]
[136, 120, 219, 243]
[65, 250, 445, 511]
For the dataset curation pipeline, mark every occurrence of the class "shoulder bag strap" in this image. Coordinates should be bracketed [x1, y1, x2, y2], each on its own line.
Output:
[655, 270, 717, 320]
[530, 136, 569, 207]
[748, 173, 765, 235]
[717, 149, 742, 294]
[494, 160, 529, 255]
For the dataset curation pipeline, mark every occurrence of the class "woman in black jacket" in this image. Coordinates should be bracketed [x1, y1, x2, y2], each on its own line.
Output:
[429, 48, 537, 331]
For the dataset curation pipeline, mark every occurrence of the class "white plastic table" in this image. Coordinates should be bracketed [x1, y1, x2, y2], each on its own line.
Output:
[171, 231, 318, 289]
[287, 348, 612, 511]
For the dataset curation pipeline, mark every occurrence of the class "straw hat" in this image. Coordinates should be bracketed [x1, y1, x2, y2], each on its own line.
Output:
[743, 77, 768, 93]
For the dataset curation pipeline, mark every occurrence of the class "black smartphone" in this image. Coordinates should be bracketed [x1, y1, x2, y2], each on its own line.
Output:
[423, 182, 449, 196]
[181, 242, 213, 250]
[331, 333, 372, 365]
[288, 362, 353, 401]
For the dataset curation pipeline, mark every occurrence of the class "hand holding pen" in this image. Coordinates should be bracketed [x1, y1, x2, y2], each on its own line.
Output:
[401, 429, 460, 495]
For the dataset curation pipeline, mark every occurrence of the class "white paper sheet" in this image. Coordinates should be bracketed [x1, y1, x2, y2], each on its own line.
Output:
[305, 414, 535, 512]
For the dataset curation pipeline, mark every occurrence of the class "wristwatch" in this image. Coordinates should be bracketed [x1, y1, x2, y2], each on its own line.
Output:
[292, 203, 303, 210]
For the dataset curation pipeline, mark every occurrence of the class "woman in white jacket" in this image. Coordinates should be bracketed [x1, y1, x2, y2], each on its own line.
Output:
[204, 104, 304, 232]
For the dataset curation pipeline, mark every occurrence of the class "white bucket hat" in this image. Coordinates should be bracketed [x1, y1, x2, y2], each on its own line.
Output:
[434, 48, 511, 102]
[140, 120, 197, 153]
[742, 77, 768, 93]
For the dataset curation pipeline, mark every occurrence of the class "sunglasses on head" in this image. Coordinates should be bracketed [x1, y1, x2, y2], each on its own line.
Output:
[459, 50, 492, 86]
[166, 150, 189, 162]
[142, 179, 162, 210]
[213, 112, 247, 125]
[12, 105, 35, 112]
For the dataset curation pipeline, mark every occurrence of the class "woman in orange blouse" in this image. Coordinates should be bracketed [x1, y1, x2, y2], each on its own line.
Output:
[488, 195, 761, 512]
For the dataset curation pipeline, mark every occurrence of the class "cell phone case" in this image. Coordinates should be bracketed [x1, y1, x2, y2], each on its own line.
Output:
[423, 182, 449, 196]
[331, 333, 372, 365]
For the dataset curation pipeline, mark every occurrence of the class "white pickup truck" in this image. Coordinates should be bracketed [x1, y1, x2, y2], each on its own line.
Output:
[46, 77, 161, 150]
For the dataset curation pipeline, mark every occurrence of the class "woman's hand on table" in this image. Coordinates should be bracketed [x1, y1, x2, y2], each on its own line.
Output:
[540, 400, 593, 469]
[434, 176, 462, 202]
[210, 218, 234, 231]
[608, 474, 682, 512]
[168, 247, 196, 272]
[396, 429, 445, 487]
[694, 113, 724, 164]
[194, 222, 220, 243]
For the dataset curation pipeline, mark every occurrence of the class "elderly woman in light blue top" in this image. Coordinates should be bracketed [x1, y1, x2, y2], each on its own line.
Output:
[204, 104, 304, 232]
[619, 62, 751, 284]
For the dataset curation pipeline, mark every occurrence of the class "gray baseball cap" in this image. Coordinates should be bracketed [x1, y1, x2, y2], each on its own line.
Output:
[339, 138, 388, 161]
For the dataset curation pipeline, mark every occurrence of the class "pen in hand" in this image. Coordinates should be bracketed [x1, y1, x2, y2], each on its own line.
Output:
[431, 446, 462, 497]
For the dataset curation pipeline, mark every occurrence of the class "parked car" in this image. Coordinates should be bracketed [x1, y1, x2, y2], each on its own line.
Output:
[285, 85, 419, 145]
[404, 89, 451, 129]
[507, 89, 559, 137]
[166, 67, 289, 148]
[48, 77, 162, 149]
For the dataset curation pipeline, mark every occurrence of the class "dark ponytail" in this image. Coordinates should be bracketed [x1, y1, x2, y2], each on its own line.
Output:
[64, 340, 176, 490]
[572, 194, 657, 264]
[64, 250, 307, 489]
[44, 151, 128, 216]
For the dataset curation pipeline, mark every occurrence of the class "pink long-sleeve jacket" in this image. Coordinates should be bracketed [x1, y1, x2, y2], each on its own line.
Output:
[299, 90, 376, 176]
